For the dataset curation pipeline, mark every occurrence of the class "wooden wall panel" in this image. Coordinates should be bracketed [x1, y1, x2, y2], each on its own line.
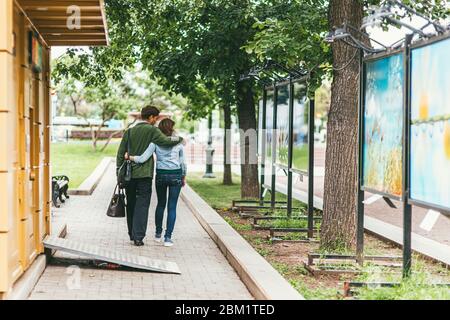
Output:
[0, 97, 13, 172]
[0, 0, 14, 54]
[0, 52, 13, 112]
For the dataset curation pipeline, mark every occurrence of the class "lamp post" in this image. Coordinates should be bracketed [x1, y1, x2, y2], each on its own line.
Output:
[203, 112, 215, 178]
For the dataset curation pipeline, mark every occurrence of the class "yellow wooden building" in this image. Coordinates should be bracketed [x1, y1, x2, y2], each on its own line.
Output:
[0, 0, 108, 299]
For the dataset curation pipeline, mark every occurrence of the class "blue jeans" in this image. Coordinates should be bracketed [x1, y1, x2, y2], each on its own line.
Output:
[155, 173, 182, 240]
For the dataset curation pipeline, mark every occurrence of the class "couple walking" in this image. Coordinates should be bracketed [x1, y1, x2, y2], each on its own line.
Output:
[116, 106, 186, 247]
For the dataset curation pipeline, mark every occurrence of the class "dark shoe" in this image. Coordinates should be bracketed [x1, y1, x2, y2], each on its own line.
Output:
[134, 240, 144, 246]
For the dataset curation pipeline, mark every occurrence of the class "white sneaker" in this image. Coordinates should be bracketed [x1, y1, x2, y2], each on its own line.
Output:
[154, 235, 162, 243]
[164, 239, 174, 247]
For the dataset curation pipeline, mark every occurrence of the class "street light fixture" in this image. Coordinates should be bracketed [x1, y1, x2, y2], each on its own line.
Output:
[203, 112, 216, 179]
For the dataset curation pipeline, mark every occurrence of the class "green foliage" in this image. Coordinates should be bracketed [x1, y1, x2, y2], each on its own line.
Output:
[384, 0, 449, 22]
[54, 55, 131, 122]
[83, 81, 131, 122]
[54, 54, 193, 150]
[52, 0, 448, 118]
[318, 240, 355, 255]
[54, 57, 191, 125]
[292, 146, 309, 171]
[223, 216, 252, 231]
[183, 80, 223, 120]
[355, 260, 450, 300]
[250, 236, 270, 246]
[256, 247, 272, 257]
[290, 280, 341, 300]
[244, 0, 331, 95]
[52, 0, 339, 122]
[271, 262, 290, 275]
[102, 0, 258, 101]
[258, 218, 321, 229]
[187, 172, 243, 209]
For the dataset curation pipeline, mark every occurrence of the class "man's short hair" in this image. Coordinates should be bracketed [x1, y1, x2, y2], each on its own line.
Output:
[141, 105, 160, 120]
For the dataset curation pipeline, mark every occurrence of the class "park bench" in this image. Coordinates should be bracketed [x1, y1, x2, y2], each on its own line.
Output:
[52, 175, 70, 208]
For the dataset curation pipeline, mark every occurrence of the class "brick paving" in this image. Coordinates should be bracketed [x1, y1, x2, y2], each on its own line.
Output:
[29, 163, 252, 300]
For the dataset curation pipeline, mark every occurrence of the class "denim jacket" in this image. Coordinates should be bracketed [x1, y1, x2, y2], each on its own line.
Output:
[132, 139, 187, 176]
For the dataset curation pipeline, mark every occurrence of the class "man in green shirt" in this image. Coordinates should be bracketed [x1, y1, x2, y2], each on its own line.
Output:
[117, 106, 183, 246]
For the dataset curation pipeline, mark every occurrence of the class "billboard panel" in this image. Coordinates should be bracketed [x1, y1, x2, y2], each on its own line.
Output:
[292, 82, 309, 172]
[362, 53, 404, 197]
[276, 85, 289, 166]
[265, 89, 274, 179]
[410, 37, 450, 210]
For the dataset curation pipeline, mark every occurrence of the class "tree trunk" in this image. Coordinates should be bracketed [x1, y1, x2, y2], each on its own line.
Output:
[223, 104, 233, 185]
[236, 80, 259, 198]
[100, 119, 137, 152]
[100, 130, 122, 152]
[93, 120, 107, 151]
[70, 96, 78, 115]
[320, 0, 363, 251]
[89, 124, 97, 151]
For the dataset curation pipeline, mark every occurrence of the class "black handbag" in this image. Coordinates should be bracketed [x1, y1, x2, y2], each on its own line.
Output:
[117, 130, 132, 188]
[106, 184, 126, 218]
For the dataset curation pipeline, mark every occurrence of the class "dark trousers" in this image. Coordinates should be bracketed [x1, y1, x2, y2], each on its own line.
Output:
[155, 173, 182, 240]
[125, 177, 152, 241]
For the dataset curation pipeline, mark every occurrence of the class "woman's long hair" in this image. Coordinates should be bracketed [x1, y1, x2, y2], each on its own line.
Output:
[158, 118, 175, 136]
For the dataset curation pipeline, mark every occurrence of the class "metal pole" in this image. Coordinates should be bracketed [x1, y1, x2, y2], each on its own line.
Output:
[402, 34, 413, 278]
[260, 89, 267, 205]
[287, 80, 294, 217]
[203, 112, 216, 178]
[356, 50, 365, 264]
[307, 98, 315, 238]
[270, 86, 278, 209]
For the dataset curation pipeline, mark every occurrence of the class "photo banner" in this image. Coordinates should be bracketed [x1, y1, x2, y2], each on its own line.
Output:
[258, 96, 264, 163]
[410, 37, 450, 210]
[276, 85, 289, 166]
[362, 53, 404, 197]
[265, 89, 274, 179]
[292, 82, 309, 172]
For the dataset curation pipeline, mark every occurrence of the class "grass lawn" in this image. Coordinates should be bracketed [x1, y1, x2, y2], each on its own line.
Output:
[292, 145, 308, 172]
[187, 172, 243, 209]
[272, 145, 308, 172]
[51, 141, 119, 188]
[187, 172, 305, 209]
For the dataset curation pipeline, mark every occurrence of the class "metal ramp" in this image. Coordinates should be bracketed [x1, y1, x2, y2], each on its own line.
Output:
[43, 236, 181, 274]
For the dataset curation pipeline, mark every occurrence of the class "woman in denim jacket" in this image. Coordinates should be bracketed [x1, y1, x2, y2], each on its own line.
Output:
[128, 118, 186, 247]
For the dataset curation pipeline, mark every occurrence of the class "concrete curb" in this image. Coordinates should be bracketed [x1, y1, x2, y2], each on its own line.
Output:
[181, 184, 304, 300]
[68, 157, 113, 196]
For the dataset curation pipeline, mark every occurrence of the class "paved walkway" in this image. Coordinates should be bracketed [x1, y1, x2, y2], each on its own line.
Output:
[29, 163, 252, 300]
